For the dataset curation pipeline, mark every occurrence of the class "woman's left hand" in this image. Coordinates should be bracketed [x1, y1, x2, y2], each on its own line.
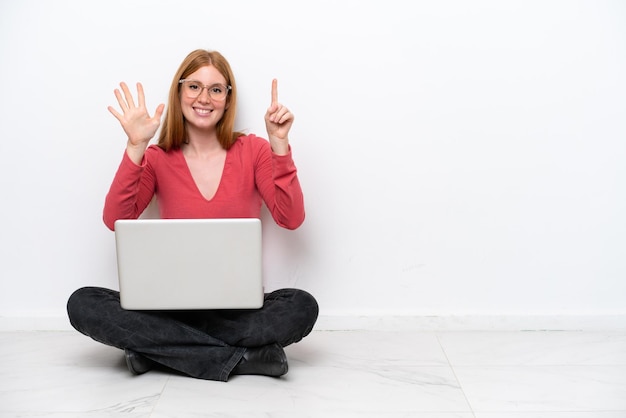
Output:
[264, 79, 294, 155]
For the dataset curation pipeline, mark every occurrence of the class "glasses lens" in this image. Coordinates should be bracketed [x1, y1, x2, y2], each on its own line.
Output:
[182, 80, 202, 98]
[182, 81, 228, 100]
[208, 84, 228, 101]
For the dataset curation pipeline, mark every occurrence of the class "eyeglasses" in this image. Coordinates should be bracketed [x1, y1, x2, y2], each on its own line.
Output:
[178, 79, 231, 101]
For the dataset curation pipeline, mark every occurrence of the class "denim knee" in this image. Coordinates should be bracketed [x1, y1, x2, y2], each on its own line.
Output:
[270, 288, 319, 345]
[67, 287, 91, 332]
[66, 287, 114, 333]
[295, 289, 319, 327]
[295, 289, 319, 337]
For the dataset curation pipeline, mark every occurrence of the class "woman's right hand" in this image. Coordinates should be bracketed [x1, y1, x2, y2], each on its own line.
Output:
[108, 82, 165, 164]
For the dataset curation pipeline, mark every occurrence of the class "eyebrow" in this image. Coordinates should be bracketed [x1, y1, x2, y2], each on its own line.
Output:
[182, 79, 227, 86]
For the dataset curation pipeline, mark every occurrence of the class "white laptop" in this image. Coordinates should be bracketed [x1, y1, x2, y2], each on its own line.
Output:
[114, 218, 264, 310]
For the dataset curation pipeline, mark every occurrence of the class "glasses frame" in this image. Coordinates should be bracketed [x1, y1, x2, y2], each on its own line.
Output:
[178, 79, 232, 101]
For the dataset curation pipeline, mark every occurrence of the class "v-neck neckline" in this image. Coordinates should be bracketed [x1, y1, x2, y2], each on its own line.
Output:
[178, 147, 229, 202]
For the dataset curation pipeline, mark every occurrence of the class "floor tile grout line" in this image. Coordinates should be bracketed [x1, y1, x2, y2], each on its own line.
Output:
[435, 332, 477, 418]
[147, 375, 171, 417]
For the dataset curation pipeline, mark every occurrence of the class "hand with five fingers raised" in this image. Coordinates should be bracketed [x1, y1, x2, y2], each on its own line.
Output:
[108, 82, 165, 165]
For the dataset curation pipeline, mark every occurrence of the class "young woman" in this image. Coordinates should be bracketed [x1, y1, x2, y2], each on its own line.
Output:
[67, 49, 318, 381]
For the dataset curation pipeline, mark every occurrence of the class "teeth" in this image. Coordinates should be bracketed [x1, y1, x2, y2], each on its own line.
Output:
[195, 108, 211, 114]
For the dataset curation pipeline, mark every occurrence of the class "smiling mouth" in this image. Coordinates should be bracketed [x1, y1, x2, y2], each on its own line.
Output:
[194, 107, 213, 115]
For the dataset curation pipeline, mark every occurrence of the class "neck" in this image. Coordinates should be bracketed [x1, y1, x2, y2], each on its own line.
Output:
[184, 126, 222, 156]
[184, 138, 223, 157]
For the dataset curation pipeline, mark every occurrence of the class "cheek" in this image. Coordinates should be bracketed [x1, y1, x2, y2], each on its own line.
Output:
[213, 101, 228, 115]
[180, 98, 197, 116]
[180, 96, 193, 108]
[180, 103, 194, 119]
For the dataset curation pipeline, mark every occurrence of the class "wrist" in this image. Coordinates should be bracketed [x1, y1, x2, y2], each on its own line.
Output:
[270, 138, 289, 156]
[126, 142, 148, 165]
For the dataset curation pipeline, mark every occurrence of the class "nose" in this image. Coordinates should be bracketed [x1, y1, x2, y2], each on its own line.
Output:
[196, 86, 212, 101]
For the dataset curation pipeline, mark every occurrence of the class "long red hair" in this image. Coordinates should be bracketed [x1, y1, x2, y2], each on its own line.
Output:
[157, 49, 243, 151]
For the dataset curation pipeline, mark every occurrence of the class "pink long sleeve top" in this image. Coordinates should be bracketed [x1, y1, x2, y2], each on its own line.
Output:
[103, 134, 305, 231]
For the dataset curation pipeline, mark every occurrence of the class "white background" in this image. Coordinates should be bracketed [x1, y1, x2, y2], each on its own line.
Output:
[1, 0, 625, 326]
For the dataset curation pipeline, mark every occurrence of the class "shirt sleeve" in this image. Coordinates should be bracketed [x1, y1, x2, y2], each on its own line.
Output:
[254, 139, 305, 230]
[102, 149, 157, 231]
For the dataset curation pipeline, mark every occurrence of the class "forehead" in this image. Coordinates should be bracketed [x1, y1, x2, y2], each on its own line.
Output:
[186, 65, 226, 84]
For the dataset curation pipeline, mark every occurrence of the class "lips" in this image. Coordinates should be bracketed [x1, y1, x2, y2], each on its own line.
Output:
[194, 107, 213, 115]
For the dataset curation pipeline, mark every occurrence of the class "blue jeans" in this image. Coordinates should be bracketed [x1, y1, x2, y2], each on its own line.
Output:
[67, 286, 318, 381]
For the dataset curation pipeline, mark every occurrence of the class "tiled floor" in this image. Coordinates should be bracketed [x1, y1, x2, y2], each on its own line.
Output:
[1, 330, 625, 417]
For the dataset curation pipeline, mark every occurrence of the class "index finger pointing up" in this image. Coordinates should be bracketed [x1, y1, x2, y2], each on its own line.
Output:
[271, 78, 278, 105]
